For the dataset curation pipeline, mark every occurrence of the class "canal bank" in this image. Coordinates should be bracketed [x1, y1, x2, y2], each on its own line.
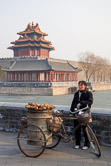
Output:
[0, 82, 77, 96]
[0, 82, 111, 95]
[92, 82, 111, 91]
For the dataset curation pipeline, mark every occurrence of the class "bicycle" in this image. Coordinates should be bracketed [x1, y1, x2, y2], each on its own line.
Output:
[46, 105, 101, 157]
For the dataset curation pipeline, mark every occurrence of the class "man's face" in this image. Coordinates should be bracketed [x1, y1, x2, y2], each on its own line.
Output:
[78, 83, 86, 91]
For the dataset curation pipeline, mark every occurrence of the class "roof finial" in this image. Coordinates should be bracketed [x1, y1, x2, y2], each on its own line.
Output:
[32, 21, 34, 27]
[28, 22, 31, 27]
[36, 23, 38, 26]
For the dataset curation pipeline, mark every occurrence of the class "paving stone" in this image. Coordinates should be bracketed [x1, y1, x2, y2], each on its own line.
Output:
[0, 131, 111, 166]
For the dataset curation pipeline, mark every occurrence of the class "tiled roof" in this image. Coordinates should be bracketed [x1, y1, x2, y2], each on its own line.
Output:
[0, 59, 15, 69]
[48, 61, 79, 72]
[7, 59, 51, 72]
[17, 23, 48, 36]
[8, 43, 54, 50]
[6, 58, 80, 72]
[11, 38, 51, 44]
[11, 33, 51, 45]
[17, 31, 48, 36]
[8, 22, 54, 51]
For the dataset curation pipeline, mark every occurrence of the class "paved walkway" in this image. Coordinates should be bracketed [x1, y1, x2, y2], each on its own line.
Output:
[0, 131, 111, 166]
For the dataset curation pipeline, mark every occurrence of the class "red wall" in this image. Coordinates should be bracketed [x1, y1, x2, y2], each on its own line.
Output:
[40, 49, 49, 57]
[14, 49, 30, 57]
[7, 71, 78, 82]
[19, 49, 29, 56]
[14, 48, 49, 57]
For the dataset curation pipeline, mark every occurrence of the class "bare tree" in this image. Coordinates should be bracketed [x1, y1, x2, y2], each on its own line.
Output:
[78, 52, 110, 82]
[95, 57, 110, 82]
[107, 66, 111, 82]
[78, 52, 96, 82]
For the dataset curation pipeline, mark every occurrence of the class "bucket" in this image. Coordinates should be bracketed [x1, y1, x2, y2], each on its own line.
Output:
[27, 110, 52, 145]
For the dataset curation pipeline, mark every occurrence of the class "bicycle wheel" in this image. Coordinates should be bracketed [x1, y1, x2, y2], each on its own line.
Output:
[17, 125, 46, 158]
[46, 131, 61, 149]
[86, 125, 101, 157]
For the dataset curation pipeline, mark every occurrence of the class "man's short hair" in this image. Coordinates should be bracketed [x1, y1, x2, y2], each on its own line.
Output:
[78, 80, 87, 87]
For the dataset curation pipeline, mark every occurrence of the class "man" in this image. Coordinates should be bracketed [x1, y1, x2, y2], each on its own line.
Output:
[70, 80, 93, 150]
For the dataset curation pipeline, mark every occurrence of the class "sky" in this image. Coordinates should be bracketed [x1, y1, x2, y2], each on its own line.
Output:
[0, 0, 111, 62]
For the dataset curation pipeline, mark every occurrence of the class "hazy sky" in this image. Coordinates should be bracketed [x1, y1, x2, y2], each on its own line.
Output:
[0, 0, 111, 62]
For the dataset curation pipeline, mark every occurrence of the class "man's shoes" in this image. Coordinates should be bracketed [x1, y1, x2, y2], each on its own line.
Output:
[82, 146, 89, 150]
[74, 145, 80, 149]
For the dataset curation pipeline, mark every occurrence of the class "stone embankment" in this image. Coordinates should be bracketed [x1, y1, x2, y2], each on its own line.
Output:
[0, 82, 77, 95]
[92, 82, 111, 91]
[0, 102, 111, 146]
[0, 82, 111, 95]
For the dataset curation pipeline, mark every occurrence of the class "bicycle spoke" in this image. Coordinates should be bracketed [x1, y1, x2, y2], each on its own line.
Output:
[17, 125, 46, 158]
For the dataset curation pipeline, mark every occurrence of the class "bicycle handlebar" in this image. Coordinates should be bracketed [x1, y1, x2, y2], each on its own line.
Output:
[69, 105, 89, 115]
[53, 105, 89, 116]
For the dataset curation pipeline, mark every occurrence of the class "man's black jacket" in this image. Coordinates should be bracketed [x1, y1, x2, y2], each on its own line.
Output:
[70, 89, 93, 112]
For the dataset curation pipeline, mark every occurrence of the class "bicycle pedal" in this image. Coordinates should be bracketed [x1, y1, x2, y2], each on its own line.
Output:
[62, 134, 70, 143]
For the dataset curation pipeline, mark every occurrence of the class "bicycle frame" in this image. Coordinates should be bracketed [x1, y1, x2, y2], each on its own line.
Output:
[46, 105, 101, 157]
[53, 105, 89, 141]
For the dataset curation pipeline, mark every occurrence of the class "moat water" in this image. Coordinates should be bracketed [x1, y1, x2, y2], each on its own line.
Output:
[0, 90, 111, 109]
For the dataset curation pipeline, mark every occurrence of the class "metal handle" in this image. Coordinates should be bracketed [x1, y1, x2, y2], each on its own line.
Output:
[69, 105, 89, 115]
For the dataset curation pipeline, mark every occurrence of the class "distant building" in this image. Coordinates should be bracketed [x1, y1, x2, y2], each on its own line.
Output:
[6, 22, 80, 82]
[0, 22, 82, 95]
[8, 22, 54, 58]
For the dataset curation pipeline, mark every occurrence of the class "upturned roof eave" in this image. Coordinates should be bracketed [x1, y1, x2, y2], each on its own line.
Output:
[17, 31, 48, 36]
[6, 69, 51, 72]
[11, 38, 51, 44]
[50, 69, 80, 72]
[7, 44, 55, 50]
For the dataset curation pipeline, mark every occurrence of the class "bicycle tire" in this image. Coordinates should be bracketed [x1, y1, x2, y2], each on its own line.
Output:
[86, 125, 101, 157]
[17, 125, 46, 158]
[46, 131, 61, 149]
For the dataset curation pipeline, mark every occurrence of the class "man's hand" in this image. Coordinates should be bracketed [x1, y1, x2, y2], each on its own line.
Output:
[77, 103, 81, 109]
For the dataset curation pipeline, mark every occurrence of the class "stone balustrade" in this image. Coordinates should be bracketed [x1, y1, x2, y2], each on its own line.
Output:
[0, 102, 111, 146]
